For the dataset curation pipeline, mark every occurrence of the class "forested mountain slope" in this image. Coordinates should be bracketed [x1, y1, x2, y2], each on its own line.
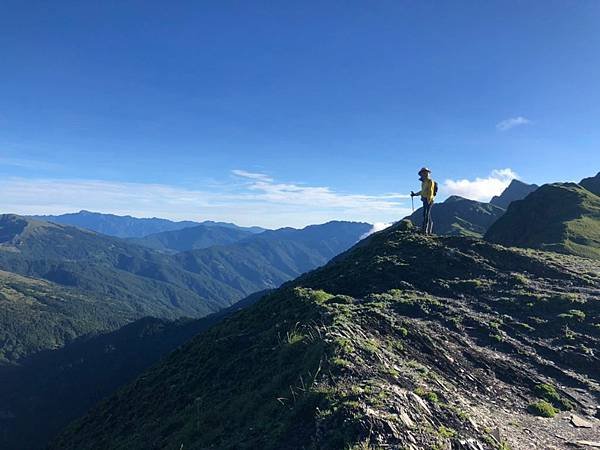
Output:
[0, 215, 370, 363]
[128, 224, 254, 252]
[0, 290, 268, 450]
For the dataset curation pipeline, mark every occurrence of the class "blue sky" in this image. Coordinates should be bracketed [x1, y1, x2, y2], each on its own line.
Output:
[1, 1, 599, 227]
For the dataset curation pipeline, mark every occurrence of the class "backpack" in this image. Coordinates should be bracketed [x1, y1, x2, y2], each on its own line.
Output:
[433, 181, 438, 197]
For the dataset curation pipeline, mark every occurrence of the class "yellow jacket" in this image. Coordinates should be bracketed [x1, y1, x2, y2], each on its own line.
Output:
[416, 178, 435, 203]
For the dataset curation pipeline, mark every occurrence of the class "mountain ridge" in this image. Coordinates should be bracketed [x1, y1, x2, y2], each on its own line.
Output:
[127, 224, 254, 253]
[51, 222, 600, 449]
[30, 210, 266, 238]
[580, 172, 600, 197]
[490, 179, 539, 209]
[485, 182, 600, 259]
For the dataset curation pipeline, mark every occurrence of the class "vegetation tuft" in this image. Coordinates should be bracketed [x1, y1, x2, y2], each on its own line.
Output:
[527, 400, 557, 418]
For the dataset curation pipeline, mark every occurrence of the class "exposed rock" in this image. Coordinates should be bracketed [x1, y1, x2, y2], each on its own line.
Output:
[571, 415, 594, 428]
[572, 441, 600, 448]
[490, 427, 502, 443]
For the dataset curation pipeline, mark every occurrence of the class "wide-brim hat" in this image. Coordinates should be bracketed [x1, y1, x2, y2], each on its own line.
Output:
[418, 167, 431, 175]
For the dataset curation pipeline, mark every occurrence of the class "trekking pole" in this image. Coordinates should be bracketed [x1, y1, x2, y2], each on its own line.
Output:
[411, 195, 414, 213]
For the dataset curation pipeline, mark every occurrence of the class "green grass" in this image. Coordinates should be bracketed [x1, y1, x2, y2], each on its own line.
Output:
[533, 383, 574, 411]
[485, 182, 600, 260]
[415, 387, 440, 403]
[438, 425, 457, 438]
[489, 333, 505, 343]
[53, 287, 333, 450]
[527, 400, 557, 418]
[512, 273, 530, 285]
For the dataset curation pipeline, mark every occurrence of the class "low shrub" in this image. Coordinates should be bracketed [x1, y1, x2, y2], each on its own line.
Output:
[527, 400, 556, 417]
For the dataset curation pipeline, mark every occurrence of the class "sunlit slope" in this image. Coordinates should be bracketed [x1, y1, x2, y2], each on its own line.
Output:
[52, 223, 600, 449]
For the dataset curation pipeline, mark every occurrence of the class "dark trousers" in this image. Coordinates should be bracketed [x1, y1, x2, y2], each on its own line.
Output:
[422, 199, 433, 234]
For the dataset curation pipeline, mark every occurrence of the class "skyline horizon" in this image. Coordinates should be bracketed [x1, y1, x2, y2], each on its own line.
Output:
[2, 169, 589, 229]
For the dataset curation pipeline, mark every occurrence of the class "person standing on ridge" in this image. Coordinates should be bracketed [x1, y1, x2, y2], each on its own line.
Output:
[411, 167, 437, 234]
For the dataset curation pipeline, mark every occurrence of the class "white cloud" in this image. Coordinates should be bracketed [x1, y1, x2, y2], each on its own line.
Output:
[496, 116, 531, 131]
[231, 169, 274, 182]
[232, 170, 408, 209]
[443, 168, 518, 202]
[0, 173, 412, 229]
[360, 222, 392, 240]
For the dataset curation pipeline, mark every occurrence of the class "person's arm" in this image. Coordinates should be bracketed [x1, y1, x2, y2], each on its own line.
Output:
[411, 189, 422, 197]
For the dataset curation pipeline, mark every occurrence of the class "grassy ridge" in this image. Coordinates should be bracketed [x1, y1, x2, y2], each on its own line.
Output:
[51, 288, 332, 450]
[485, 182, 600, 259]
[51, 224, 600, 449]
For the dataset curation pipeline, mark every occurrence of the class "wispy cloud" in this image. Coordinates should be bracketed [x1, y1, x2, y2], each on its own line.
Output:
[0, 157, 62, 171]
[231, 169, 274, 182]
[0, 172, 411, 228]
[496, 116, 531, 131]
[443, 168, 518, 202]
[232, 170, 409, 209]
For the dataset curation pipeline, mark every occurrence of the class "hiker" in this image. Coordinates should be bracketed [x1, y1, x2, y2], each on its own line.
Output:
[411, 167, 437, 235]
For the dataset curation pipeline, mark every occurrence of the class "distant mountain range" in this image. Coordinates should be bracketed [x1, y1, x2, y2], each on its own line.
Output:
[30, 210, 266, 238]
[131, 221, 374, 255]
[490, 179, 539, 209]
[486, 173, 600, 259]
[407, 179, 538, 236]
[0, 215, 371, 363]
[128, 223, 254, 253]
[0, 215, 226, 320]
[171, 221, 373, 290]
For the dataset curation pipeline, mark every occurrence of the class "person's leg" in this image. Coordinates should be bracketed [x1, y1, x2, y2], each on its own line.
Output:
[427, 202, 434, 234]
[421, 200, 429, 233]
[422, 200, 432, 233]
